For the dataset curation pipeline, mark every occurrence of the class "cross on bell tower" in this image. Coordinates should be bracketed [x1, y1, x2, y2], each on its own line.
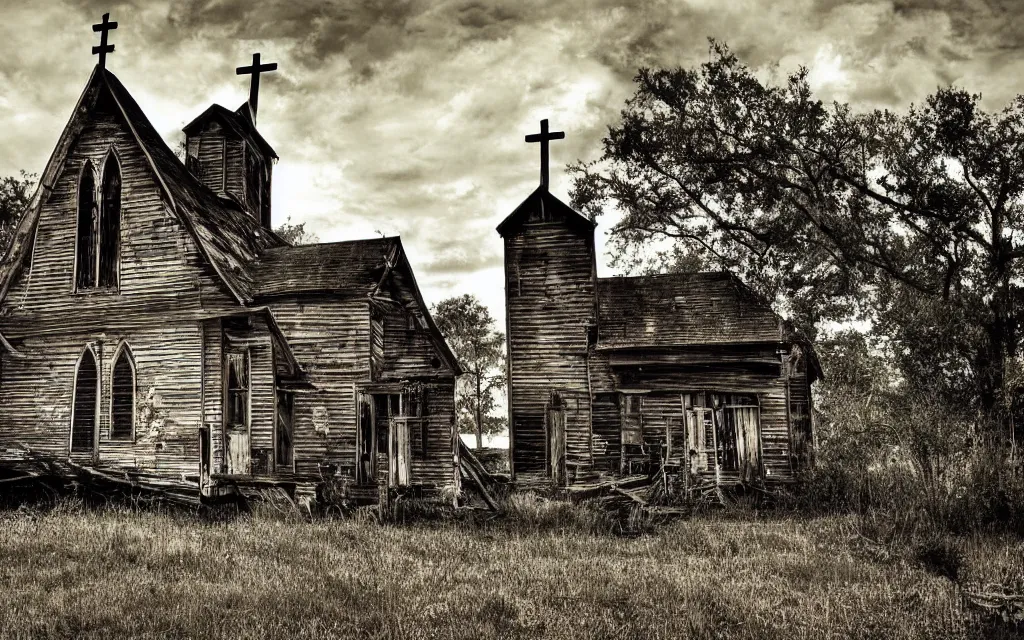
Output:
[525, 118, 565, 190]
[91, 13, 118, 69]
[236, 52, 278, 124]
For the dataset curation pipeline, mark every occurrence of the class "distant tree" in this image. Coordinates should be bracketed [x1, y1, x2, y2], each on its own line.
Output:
[0, 172, 35, 256]
[569, 40, 1024, 442]
[432, 294, 506, 449]
[274, 216, 320, 245]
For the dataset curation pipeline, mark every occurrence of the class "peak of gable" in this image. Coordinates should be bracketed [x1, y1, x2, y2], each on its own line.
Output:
[496, 186, 596, 237]
[0, 66, 285, 306]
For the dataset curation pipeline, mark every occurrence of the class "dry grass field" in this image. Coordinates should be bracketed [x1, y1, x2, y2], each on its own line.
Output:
[0, 497, 1020, 639]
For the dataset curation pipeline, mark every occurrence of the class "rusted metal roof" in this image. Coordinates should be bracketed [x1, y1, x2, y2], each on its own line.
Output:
[596, 272, 786, 349]
[250, 237, 398, 299]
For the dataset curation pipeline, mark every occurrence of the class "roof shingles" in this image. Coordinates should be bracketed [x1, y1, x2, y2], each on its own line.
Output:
[597, 272, 784, 349]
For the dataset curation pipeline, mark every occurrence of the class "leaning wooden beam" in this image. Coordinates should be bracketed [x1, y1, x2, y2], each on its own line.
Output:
[0, 473, 38, 485]
[460, 458, 498, 511]
[458, 440, 496, 488]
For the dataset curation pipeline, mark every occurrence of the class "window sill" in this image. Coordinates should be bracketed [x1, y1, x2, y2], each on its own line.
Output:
[73, 287, 120, 296]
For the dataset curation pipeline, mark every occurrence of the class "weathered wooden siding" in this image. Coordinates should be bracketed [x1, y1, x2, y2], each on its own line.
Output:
[224, 139, 245, 206]
[202, 319, 224, 471]
[0, 101, 241, 478]
[504, 217, 596, 477]
[0, 325, 204, 477]
[268, 295, 458, 489]
[222, 317, 276, 473]
[0, 106, 238, 330]
[410, 381, 458, 489]
[595, 360, 795, 480]
[377, 303, 453, 381]
[195, 126, 225, 195]
[369, 310, 384, 380]
[266, 296, 370, 477]
[591, 392, 620, 472]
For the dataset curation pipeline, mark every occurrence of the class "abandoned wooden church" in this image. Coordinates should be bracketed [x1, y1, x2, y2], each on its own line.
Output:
[500, 120, 821, 487]
[0, 19, 462, 502]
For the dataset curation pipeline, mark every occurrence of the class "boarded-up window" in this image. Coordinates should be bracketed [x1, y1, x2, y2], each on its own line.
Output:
[226, 352, 249, 427]
[71, 348, 98, 452]
[98, 154, 121, 288]
[75, 162, 97, 290]
[110, 345, 135, 440]
[276, 389, 294, 467]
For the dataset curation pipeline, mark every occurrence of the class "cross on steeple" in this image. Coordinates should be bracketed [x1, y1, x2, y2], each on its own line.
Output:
[525, 118, 565, 190]
[236, 52, 277, 124]
[91, 13, 118, 69]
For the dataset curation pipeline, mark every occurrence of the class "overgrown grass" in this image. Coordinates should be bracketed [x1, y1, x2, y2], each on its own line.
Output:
[0, 500, 1019, 639]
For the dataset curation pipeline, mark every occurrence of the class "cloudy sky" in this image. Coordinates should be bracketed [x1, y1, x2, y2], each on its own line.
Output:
[1, 0, 1022, 326]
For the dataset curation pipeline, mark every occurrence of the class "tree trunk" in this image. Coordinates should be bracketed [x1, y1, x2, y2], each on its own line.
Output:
[978, 272, 1015, 446]
[475, 370, 483, 450]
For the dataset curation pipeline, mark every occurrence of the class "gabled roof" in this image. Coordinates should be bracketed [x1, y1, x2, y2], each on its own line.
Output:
[250, 237, 398, 299]
[597, 272, 786, 349]
[495, 186, 596, 237]
[250, 236, 463, 376]
[0, 66, 285, 305]
[182, 102, 278, 160]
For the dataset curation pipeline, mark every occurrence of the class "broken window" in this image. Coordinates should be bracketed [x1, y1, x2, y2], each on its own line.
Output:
[684, 392, 761, 478]
[71, 347, 98, 452]
[75, 161, 98, 290]
[226, 351, 249, 428]
[276, 389, 294, 468]
[98, 154, 121, 288]
[110, 344, 135, 440]
[370, 391, 422, 485]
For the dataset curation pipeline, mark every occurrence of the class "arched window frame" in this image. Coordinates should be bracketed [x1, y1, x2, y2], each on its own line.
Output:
[73, 160, 98, 292]
[109, 341, 136, 441]
[69, 345, 100, 453]
[98, 148, 122, 290]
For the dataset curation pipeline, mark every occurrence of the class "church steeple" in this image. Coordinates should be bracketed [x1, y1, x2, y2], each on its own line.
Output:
[182, 54, 279, 230]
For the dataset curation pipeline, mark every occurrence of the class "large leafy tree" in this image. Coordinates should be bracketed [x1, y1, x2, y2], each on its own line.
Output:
[432, 294, 506, 449]
[569, 41, 1024, 440]
[0, 172, 35, 256]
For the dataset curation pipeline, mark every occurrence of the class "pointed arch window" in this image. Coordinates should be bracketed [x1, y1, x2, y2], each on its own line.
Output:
[110, 344, 135, 440]
[75, 161, 98, 290]
[71, 347, 99, 453]
[98, 153, 121, 288]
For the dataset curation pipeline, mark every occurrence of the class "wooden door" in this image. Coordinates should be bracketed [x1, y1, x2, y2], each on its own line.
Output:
[390, 417, 411, 487]
[547, 405, 566, 485]
[733, 406, 762, 483]
[224, 350, 250, 475]
[356, 394, 375, 484]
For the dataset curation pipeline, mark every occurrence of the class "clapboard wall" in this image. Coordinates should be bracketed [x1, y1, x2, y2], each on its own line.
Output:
[0, 99, 240, 476]
[503, 206, 597, 478]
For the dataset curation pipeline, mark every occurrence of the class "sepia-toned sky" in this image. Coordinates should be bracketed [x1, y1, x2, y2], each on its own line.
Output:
[1, 0, 1023, 325]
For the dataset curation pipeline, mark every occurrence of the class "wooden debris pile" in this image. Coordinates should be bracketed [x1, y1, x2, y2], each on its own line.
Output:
[0, 444, 202, 506]
[458, 440, 504, 511]
[961, 584, 1024, 630]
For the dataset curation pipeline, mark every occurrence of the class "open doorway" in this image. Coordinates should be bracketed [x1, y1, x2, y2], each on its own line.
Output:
[357, 390, 422, 486]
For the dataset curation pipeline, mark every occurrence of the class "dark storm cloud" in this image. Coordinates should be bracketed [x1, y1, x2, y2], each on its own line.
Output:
[4, 0, 1024, 323]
